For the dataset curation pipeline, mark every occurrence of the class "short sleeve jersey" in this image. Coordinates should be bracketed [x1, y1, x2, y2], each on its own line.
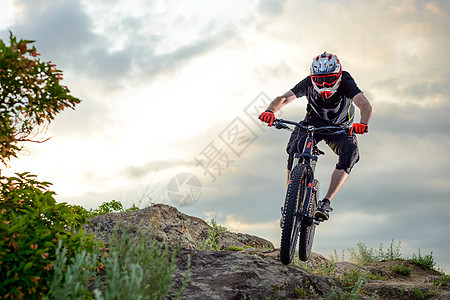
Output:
[290, 71, 362, 126]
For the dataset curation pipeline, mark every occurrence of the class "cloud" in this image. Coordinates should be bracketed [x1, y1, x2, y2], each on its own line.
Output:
[5, 0, 240, 90]
[9, 0, 96, 59]
[48, 98, 117, 138]
[257, 0, 287, 15]
[248, 0, 450, 107]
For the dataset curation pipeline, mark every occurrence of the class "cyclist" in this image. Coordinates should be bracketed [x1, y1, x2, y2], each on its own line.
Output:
[260, 52, 372, 221]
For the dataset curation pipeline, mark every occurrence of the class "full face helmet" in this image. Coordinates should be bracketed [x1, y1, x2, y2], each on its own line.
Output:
[310, 52, 342, 99]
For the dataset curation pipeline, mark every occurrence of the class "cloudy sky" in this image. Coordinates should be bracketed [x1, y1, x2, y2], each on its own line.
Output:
[2, 0, 449, 271]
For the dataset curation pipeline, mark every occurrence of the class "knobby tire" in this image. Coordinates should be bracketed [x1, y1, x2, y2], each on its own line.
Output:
[280, 164, 309, 265]
[298, 179, 319, 261]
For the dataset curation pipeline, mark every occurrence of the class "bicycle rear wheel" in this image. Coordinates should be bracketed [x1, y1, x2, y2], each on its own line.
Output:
[298, 179, 319, 261]
[280, 164, 309, 265]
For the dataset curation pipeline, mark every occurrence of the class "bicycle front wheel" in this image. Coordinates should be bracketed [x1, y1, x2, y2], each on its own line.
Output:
[280, 164, 309, 265]
[298, 179, 319, 261]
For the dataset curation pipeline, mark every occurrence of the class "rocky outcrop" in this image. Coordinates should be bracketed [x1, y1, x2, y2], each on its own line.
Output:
[86, 204, 274, 250]
[169, 249, 341, 300]
[87, 204, 450, 300]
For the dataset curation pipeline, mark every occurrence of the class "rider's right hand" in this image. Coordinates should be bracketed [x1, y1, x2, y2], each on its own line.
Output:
[259, 110, 275, 126]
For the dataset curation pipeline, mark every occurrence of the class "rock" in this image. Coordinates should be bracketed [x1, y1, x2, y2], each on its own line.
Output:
[85, 204, 274, 251]
[216, 231, 274, 250]
[168, 249, 342, 300]
[86, 204, 450, 300]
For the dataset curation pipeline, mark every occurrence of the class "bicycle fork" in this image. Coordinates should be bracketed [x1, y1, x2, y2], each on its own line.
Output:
[300, 184, 320, 226]
[280, 173, 321, 229]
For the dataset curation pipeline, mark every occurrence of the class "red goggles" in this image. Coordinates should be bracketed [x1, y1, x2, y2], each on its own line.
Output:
[312, 73, 340, 87]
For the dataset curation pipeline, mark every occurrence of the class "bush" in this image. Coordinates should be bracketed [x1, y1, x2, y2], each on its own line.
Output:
[391, 262, 412, 276]
[199, 218, 228, 251]
[433, 275, 450, 287]
[339, 268, 369, 298]
[410, 249, 436, 270]
[0, 172, 98, 299]
[348, 242, 379, 265]
[49, 223, 190, 299]
[87, 199, 139, 218]
[379, 239, 402, 260]
[348, 240, 402, 265]
[93, 223, 189, 299]
[49, 240, 99, 299]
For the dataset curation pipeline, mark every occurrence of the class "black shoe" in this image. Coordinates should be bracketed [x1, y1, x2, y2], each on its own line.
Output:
[314, 199, 333, 221]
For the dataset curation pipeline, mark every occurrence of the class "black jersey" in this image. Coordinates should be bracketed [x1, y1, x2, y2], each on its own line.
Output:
[290, 71, 362, 126]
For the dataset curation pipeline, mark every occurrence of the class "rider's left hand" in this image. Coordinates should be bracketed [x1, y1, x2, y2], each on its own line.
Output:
[350, 123, 368, 135]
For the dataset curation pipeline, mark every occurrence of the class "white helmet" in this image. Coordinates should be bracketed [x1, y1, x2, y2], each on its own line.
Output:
[310, 52, 342, 99]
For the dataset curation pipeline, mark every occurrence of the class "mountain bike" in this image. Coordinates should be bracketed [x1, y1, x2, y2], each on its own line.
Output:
[272, 119, 350, 264]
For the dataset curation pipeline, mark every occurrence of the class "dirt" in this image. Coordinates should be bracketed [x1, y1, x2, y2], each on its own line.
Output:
[362, 259, 450, 299]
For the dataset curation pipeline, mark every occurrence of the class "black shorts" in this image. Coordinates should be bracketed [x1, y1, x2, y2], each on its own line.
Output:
[286, 125, 360, 174]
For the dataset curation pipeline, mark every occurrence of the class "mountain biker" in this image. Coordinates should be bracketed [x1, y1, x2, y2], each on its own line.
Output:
[260, 52, 372, 221]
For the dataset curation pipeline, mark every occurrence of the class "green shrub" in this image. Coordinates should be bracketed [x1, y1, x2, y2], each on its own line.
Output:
[0, 172, 98, 299]
[411, 285, 424, 299]
[87, 200, 139, 218]
[48, 240, 99, 299]
[433, 274, 450, 287]
[410, 249, 436, 270]
[93, 223, 190, 299]
[340, 268, 369, 294]
[326, 268, 372, 299]
[199, 218, 228, 251]
[391, 262, 412, 276]
[348, 240, 403, 265]
[348, 242, 379, 265]
[379, 239, 402, 260]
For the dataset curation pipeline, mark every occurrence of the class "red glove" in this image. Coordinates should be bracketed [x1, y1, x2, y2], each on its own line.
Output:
[350, 123, 368, 135]
[260, 110, 275, 126]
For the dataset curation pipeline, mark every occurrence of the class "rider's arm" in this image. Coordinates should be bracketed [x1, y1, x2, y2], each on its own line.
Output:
[353, 92, 372, 125]
[266, 90, 297, 113]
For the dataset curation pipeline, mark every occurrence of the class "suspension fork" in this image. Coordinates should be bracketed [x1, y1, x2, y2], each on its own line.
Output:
[297, 134, 319, 225]
[284, 130, 319, 222]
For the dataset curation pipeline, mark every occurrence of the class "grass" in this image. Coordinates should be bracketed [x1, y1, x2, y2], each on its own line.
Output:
[334, 240, 440, 273]
[347, 240, 402, 265]
[50, 240, 99, 299]
[409, 249, 436, 270]
[323, 269, 374, 300]
[49, 223, 190, 299]
[199, 218, 228, 251]
[433, 274, 450, 287]
[411, 285, 424, 299]
[321, 240, 446, 299]
[391, 262, 412, 276]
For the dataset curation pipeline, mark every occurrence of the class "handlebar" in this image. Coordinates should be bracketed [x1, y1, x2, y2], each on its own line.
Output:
[273, 119, 350, 135]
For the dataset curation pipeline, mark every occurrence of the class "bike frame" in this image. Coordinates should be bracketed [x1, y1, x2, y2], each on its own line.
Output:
[273, 118, 350, 263]
[275, 119, 349, 225]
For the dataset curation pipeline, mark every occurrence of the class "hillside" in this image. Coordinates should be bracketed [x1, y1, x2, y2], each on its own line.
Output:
[86, 204, 450, 299]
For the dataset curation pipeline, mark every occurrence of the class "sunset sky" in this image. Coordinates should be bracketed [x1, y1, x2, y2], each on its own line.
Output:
[1, 0, 449, 271]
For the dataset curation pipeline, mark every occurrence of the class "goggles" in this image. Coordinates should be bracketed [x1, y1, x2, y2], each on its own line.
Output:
[311, 73, 340, 87]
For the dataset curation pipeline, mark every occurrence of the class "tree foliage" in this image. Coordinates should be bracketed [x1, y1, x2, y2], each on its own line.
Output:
[0, 32, 81, 166]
